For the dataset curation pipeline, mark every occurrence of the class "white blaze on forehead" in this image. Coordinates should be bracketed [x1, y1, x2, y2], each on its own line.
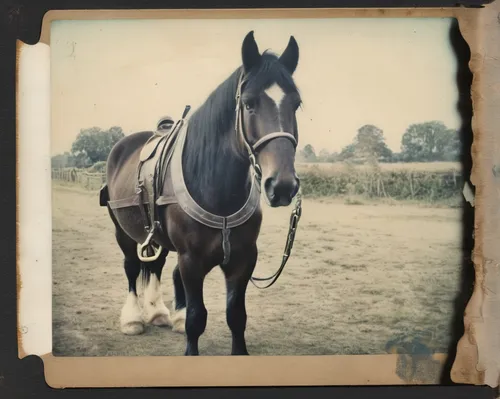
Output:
[264, 83, 286, 108]
[264, 83, 286, 132]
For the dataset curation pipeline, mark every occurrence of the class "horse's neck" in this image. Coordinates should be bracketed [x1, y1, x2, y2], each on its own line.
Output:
[182, 131, 252, 217]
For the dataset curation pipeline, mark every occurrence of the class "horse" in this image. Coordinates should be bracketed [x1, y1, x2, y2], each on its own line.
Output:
[100, 30, 302, 356]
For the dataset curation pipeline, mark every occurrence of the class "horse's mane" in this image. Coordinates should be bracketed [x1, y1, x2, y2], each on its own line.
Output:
[182, 51, 299, 214]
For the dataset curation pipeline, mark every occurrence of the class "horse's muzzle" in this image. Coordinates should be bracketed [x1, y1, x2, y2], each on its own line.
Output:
[264, 174, 300, 207]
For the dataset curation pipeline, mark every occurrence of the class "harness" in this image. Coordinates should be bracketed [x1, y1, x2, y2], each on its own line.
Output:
[108, 72, 303, 289]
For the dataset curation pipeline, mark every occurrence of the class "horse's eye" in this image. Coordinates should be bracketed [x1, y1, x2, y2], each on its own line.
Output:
[245, 101, 256, 111]
[244, 98, 256, 110]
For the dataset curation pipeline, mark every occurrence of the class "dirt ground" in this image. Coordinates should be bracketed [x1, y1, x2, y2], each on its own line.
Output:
[52, 182, 463, 357]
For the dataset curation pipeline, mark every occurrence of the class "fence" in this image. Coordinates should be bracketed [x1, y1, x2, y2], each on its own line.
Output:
[52, 168, 106, 191]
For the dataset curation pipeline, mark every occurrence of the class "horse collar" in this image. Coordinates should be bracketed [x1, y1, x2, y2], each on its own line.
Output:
[170, 121, 261, 232]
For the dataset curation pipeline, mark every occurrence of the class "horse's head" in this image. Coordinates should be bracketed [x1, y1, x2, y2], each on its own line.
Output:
[236, 31, 301, 208]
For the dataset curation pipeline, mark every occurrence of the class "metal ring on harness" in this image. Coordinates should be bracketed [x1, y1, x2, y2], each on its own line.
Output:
[137, 221, 163, 262]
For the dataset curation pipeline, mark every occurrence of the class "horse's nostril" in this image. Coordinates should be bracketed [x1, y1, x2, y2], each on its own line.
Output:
[264, 175, 299, 207]
[264, 177, 276, 197]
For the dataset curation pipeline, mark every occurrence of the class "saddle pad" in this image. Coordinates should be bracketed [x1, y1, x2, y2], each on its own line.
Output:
[107, 128, 181, 212]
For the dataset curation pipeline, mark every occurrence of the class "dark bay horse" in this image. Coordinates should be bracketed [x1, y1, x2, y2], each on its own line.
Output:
[102, 31, 302, 355]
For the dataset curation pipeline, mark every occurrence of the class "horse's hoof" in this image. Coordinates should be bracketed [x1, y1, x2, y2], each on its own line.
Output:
[172, 321, 185, 334]
[121, 321, 145, 336]
[149, 312, 173, 327]
[120, 294, 144, 335]
[171, 308, 186, 334]
[144, 303, 173, 327]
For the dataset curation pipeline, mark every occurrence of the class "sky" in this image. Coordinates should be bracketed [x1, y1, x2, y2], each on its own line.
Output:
[50, 17, 460, 156]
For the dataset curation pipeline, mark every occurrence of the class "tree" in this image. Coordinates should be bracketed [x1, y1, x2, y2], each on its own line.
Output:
[51, 151, 82, 168]
[318, 148, 330, 162]
[389, 152, 404, 163]
[354, 124, 393, 160]
[51, 152, 71, 168]
[71, 126, 125, 164]
[436, 127, 461, 162]
[299, 144, 318, 162]
[401, 121, 461, 162]
[339, 143, 356, 161]
[339, 124, 392, 162]
[326, 151, 340, 163]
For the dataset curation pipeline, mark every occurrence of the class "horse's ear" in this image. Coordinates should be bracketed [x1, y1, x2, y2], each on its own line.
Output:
[279, 35, 299, 75]
[241, 30, 261, 72]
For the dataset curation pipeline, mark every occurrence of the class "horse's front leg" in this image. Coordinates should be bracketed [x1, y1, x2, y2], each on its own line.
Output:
[221, 244, 258, 356]
[178, 252, 207, 356]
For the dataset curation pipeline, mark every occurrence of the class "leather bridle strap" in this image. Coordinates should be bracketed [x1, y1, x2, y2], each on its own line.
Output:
[252, 132, 297, 152]
[234, 72, 298, 184]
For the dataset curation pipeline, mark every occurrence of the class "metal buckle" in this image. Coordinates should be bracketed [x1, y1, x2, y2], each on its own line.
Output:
[249, 154, 262, 182]
[284, 190, 302, 256]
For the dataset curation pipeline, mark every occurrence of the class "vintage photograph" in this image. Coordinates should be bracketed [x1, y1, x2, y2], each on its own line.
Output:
[50, 16, 465, 362]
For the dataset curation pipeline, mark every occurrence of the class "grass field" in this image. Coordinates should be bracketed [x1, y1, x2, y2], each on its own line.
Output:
[52, 181, 463, 358]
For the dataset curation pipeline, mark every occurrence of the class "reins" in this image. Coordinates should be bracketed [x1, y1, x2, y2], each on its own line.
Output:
[233, 72, 303, 289]
[250, 189, 302, 289]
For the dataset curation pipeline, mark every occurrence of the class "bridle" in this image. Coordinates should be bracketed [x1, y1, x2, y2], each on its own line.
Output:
[234, 72, 303, 289]
[234, 72, 299, 186]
